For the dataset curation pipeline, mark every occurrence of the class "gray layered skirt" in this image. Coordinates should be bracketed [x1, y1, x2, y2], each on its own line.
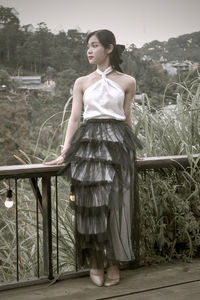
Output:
[59, 118, 142, 269]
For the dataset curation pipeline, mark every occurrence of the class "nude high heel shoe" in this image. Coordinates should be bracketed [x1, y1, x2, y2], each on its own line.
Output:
[104, 264, 120, 287]
[90, 269, 104, 287]
[104, 276, 120, 287]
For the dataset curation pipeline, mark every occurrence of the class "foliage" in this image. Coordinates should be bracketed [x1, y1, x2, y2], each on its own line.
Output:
[140, 31, 200, 62]
[55, 68, 79, 98]
[0, 6, 20, 25]
[134, 75, 200, 157]
[0, 89, 66, 166]
[139, 167, 200, 264]
[0, 69, 10, 86]
[133, 76, 200, 264]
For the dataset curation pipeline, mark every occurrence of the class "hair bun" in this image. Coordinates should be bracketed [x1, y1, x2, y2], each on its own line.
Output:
[116, 44, 125, 56]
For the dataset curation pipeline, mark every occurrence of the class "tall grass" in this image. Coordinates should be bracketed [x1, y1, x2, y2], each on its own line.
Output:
[134, 76, 200, 264]
[0, 176, 76, 283]
[134, 75, 200, 157]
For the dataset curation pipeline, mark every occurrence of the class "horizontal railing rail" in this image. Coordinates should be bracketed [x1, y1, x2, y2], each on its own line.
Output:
[0, 154, 199, 291]
[0, 154, 199, 179]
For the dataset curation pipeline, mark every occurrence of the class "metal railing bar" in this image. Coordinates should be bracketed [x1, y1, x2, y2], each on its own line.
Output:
[29, 177, 43, 214]
[75, 209, 78, 272]
[36, 177, 40, 278]
[42, 177, 53, 280]
[55, 176, 59, 274]
[15, 178, 19, 282]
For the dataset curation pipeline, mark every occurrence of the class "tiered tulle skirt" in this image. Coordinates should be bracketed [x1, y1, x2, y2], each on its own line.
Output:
[59, 118, 142, 268]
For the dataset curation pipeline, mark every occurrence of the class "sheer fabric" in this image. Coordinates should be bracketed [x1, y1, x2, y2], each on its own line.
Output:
[59, 119, 142, 268]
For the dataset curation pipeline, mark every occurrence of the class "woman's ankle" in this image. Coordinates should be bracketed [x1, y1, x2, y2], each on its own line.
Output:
[90, 268, 104, 275]
[107, 265, 120, 279]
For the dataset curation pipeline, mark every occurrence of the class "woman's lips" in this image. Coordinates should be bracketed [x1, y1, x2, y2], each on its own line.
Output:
[88, 56, 94, 60]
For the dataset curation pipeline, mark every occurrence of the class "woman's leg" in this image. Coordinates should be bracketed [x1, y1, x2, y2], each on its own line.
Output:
[106, 260, 120, 279]
[104, 259, 120, 287]
[89, 248, 105, 270]
[89, 249, 105, 286]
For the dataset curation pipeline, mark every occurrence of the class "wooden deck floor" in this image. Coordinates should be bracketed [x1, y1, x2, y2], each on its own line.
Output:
[1, 259, 200, 300]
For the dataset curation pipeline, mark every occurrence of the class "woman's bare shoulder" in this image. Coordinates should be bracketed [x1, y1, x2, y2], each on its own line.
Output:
[115, 71, 136, 92]
[74, 72, 95, 88]
[116, 71, 136, 83]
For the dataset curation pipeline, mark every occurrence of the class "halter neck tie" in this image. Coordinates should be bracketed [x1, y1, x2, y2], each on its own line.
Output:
[96, 66, 113, 79]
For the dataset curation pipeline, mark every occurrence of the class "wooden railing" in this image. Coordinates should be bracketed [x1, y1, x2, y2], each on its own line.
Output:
[1, 154, 199, 179]
[0, 154, 199, 291]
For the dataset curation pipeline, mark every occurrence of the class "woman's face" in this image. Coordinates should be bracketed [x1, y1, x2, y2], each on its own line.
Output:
[87, 34, 111, 65]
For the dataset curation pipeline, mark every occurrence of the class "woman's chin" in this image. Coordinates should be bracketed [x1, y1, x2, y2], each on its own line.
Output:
[88, 59, 96, 65]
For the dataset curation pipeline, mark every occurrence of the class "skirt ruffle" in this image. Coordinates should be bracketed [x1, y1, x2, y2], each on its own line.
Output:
[59, 118, 142, 268]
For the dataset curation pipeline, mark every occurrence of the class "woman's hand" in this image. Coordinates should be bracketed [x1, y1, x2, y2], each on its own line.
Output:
[44, 155, 64, 166]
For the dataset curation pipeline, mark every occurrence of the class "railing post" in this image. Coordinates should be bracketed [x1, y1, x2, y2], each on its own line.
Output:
[42, 176, 53, 280]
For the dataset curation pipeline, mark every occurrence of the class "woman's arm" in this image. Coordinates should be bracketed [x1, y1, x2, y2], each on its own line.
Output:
[123, 76, 136, 128]
[61, 77, 83, 156]
[44, 77, 83, 165]
[123, 77, 144, 161]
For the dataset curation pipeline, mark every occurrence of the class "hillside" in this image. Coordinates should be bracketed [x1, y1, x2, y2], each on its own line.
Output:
[0, 90, 69, 166]
[139, 31, 200, 62]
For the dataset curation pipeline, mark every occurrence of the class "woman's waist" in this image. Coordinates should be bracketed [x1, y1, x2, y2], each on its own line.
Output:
[83, 103, 126, 120]
[83, 117, 126, 125]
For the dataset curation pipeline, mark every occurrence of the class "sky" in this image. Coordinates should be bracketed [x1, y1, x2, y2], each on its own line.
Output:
[1, 0, 200, 48]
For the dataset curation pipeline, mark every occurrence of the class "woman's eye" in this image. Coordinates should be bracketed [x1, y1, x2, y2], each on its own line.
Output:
[87, 44, 98, 50]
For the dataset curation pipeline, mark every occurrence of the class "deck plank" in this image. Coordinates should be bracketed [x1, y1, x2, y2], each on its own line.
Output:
[1, 259, 200, 300]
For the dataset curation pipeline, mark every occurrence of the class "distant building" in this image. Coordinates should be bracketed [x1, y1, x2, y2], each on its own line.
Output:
[162, 60, 199, 75]
[10, 76, 55, 93]
[141, 55, 152, 61]
[173, 60, 199, 72]
[162, 62, 178, 75]
[134, 93, 144, 104]
[21, 24, 36, 33]
[159, 56, 167, 63]
[10, 76, 41, 84]
[173, 61, 191, 72]
[191, 62, 199, 69]
[10, 7, 19, 18]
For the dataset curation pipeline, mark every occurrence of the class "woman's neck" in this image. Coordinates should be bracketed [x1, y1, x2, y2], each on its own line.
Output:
[96, 63, 111, 73]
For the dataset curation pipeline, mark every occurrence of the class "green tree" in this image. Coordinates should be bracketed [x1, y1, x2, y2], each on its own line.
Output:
[0, 69, 9, 86]
[34, 22, 54, 72]
[0, 6, 22, 66]
[55, 68, 79, 98]
[0, 6, 19, 25]
[141, 62, 169, 95]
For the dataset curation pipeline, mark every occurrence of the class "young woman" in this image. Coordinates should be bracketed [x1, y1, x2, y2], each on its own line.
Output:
[45, 29, 142, 287]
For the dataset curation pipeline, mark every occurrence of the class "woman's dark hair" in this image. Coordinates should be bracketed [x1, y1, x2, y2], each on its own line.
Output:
[86, 29, 125, 73]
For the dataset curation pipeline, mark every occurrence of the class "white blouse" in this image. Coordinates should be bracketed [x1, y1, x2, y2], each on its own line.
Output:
[83, 66, 126, 121]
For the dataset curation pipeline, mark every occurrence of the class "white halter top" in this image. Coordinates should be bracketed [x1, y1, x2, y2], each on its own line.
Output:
[83, 66, 126, 120]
